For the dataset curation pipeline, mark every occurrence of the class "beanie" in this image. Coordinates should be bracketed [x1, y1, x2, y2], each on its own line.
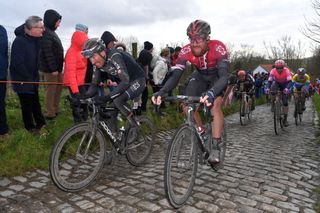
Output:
[75, 23, 88, 33]
[144, 41, 153, 51]
[101, 31, 117, 46]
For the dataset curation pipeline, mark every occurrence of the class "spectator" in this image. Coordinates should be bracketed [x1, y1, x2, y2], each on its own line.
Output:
[63, 30, 89, 123]
[10, 16, 46, 133]
[0, 25, 9, 138]
[172, 46, 181, 66]
[39, 9, 64, 120]
[150, 47, 171, 93]
[100, 31, 119, 93]
[134, 41, 153, 114]
[75, 23, 88, 34]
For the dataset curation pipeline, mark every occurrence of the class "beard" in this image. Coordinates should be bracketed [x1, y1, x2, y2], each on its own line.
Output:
[191, 45, 208, 57]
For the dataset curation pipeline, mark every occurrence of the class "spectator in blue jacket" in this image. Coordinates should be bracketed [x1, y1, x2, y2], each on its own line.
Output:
[10, 16, 46, 133]
[0, 25, 9, 138]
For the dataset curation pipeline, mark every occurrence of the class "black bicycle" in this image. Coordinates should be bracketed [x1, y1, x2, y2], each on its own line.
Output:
[163, 95, 227, 208]
[239, 91, 253, 125]
[49, 97, 155, 192]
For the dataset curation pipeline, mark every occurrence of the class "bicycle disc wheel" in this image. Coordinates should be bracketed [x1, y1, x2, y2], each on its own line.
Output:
[49, 122, 106, 192]
[164, 124, 198, 208]
[126, 116, 154, 166]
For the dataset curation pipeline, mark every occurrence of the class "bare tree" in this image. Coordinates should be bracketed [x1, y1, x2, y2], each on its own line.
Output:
[301, 0, 320, 43]
[263, 35, 306, 71]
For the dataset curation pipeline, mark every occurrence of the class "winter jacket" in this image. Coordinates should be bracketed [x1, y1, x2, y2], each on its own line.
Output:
[151, 55, 169, 85]
[39, 9, 64, 73]
[63, 31, 88, 93]
[0, 25, 8, 80]
[10, 24, 41, 94]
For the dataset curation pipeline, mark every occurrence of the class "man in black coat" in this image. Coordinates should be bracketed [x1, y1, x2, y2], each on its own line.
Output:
[10, 16, 46, 133]
[0, 25, 9, 137]
[39, 9, 64, 120]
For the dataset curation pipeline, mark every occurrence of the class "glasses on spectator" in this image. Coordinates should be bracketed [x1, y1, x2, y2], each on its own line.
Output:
[189, 36, 206, 44]
[276, 67, 284, 70]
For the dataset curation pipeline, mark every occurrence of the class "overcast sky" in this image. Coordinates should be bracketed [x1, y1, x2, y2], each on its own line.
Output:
[1, 0, 316, 56]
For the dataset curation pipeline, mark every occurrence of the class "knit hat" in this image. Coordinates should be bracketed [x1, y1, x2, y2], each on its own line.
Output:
[75, 23, 88, 33]
[144, 41, 153, 51]
[101, 31, 117, 46]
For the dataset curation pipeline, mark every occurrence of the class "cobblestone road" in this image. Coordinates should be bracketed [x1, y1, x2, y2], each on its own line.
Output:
[0, 100, 319, 213]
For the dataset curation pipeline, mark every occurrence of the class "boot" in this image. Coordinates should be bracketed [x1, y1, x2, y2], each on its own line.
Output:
[283, 114, 289, 127]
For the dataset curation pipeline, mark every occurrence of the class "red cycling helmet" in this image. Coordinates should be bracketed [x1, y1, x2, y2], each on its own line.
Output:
[274, 59, 285, 68]
[238, 70, 246, 78]
[187, 20, 211, 39]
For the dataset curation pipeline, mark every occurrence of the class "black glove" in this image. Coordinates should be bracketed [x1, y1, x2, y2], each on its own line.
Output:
[204, 89, 215, 104]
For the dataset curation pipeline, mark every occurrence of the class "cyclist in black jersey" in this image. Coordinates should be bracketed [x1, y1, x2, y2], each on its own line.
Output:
[81, 38, 146, 131]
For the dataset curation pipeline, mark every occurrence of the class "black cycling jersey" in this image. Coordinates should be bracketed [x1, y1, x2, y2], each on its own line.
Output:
[86, 48, 145, 99]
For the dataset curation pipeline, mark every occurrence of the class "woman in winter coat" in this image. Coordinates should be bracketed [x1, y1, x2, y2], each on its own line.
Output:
[63, 31, 88, 123]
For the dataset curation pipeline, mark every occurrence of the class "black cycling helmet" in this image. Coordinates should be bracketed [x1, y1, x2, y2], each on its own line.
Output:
[81, 38, 106, 58]
[187, 19, 211, 38]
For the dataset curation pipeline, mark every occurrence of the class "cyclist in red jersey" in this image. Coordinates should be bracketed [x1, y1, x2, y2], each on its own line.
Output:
[152, 20, 229, 165]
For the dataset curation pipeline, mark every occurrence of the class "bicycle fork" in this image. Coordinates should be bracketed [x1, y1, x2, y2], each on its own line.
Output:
[76, 122, 98, 161]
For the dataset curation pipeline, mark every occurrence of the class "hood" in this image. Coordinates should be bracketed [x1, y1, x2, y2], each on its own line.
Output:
[70, 31, 88, 50]
[14, 24, 25, 36]
[44, 9, 62, 31]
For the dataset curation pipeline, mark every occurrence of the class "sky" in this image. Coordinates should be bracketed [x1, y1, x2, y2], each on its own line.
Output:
[0, 0, 317, 57]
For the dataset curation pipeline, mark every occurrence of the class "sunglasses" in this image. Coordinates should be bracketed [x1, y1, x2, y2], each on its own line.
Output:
[189, 36, 206, 44]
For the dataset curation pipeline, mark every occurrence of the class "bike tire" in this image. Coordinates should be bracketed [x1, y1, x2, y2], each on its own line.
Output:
[274, 101, 280, 135]
[164, 124, 198, 208]
[240, 99, 247, 126]
[126, 116, 154, 166]
[49, 122, 106, 192]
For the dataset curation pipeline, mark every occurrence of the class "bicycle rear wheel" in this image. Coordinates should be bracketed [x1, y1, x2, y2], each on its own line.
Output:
[49, 122, 106, 192]
[164, 124, 198, 208]
[126, 116, 154, 166]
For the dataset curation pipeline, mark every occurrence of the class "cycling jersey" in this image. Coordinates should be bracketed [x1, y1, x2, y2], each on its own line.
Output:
[86, 48, 145, 118]
[236, 74, 255, 93]
[291, 73, 310, 91]
[268, 67, 292, 84]
[159, 40, 229, 97]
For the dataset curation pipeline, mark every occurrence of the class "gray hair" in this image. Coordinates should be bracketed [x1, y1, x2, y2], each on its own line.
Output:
[25, 16, 42, 30]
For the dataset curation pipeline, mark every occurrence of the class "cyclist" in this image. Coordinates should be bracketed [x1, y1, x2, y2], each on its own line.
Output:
[290, 67, 310, 111]
[267, 59, 292, 127]
[152, 20, 229, 165]
[81, 38, 146, 132]
[236, 70, 255, 114]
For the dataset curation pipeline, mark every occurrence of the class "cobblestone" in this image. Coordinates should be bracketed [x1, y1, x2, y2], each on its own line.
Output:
[0, 101, 319, 212]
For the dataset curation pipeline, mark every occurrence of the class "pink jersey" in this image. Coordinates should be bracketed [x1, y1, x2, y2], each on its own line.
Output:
[268, 67, 292, 83]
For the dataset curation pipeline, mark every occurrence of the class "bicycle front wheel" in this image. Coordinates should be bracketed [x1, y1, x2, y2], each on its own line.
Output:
[126, 116, 154, 166]
[49, 122, 106, 192]
[274, 101, 281, 135]
[239, 99, 247, 126]
[164, 124, 198, 208]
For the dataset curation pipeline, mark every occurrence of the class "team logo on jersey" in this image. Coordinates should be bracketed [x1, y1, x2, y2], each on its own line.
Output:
[216, 45, 227, 55]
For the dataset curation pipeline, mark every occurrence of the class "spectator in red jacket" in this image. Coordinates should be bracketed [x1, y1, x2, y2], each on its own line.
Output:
[63, 30, 88, 123]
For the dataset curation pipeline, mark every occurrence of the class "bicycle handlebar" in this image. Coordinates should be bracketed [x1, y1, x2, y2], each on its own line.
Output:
[163, 95, 201, 103]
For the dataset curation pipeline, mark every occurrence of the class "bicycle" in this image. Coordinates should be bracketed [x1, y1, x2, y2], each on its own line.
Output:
[293, 91, 305, 125]
[271, 91, 285, 135]
[238, 91, 253, 125]
[163, 95, 227, 208]
[49, 97, 155, 192]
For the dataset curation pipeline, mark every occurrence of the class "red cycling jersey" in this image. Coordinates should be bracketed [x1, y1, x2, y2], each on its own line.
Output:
[173, 40, 228, 71]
